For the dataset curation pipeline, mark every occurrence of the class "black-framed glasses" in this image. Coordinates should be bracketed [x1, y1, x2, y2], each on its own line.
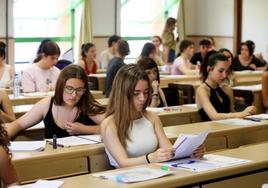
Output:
[64, 86, 86, 96]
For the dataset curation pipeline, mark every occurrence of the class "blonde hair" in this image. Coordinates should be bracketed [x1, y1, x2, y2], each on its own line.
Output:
[106, 64, 151, 148]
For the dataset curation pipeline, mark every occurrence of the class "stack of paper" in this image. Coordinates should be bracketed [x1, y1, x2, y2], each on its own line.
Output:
[173, 129, 209, 159]
[162, 154, 251, 172]
[93, 167, 174, 183]
[46, 134, 101, 147]
[10, 180, 63, 188]
[9, 141, 46, 152]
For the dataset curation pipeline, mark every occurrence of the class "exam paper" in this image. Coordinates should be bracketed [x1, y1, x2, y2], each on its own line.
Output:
[246, 114, 268, 120]
[46, 135, 101, 147]
[215, 118, 261, 126]
[9, 141, 46, 152]
[162, 154, 251, 172]
[93, 167, 174, 183]
[173, 129, 209, 159]
[9, 180, 64, 188]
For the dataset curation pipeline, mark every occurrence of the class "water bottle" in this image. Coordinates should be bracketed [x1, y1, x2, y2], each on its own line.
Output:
[13, 73, 20, 98]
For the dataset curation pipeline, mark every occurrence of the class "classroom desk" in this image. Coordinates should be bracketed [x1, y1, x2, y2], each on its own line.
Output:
[164, 119, 268, 151]
[12, 143, 111, 184]
[9, 90, 104, 106]
[57, 142, 268, 188]
[233, 70, 263, 86]
[233, 84, 264, 114]
[88, 74, 106, 91]
[13, 98, 109, 119]
[160, 75, 200, 88]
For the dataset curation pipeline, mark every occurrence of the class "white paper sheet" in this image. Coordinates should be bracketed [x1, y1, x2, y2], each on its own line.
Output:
[10, 180, 64, 188]
[46, 135, 101, 147]
[173, 129, 209, 159]
[9, 141, 46, 152]
[215, 118, 261, 126]
[162, 154, 251, 172]
[77, 134, 102, 143]
[246, 113, 268, 120]
[93, 167, 174, 183]
[232, 84, 261, 91]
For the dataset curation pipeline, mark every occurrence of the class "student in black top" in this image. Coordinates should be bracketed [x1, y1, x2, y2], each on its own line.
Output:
[6, 65, 106, 139]
[104, 39, 130, 97]
[190, 39, 212, 65]
[233, 42, 267, 71]
[137, 57, 167, 107]
[196, 53, 256, 121]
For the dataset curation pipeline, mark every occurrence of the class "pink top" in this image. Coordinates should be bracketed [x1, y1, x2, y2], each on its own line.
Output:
[22, 64, 60, 92]
[171, 56, 186, 75]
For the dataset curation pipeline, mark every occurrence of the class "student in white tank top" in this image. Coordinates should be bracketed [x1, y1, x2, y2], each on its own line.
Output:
[101, 64, 204, 168]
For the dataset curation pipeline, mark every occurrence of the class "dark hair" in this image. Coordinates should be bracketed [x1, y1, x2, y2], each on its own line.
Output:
[137, 57, 160, 82]
[140, 43, 156, 58]
[108, 35, 121, 47]
[81, 43, 95, 58]
[245, 40, 255, 52]
[179, 39, 194, 53]
[240, 42, 254, 56]
[36, 39, 52, 55]
[163, 17, 176, 33]
[218, 48, 233, 62]
[0, 117, 10, 155]
[200, 53, 228, 81]
[218, 48, 234, 73]
[117, 39, 130, 57]
[34, 41, 61, 63]
[199, 39, 211, 46]
[54, 64, 105, 115]
[152, 35, 162, 44]
[0, 41, 7, 59]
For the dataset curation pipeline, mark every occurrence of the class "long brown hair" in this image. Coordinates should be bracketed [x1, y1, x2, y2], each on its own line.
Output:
[106, 64, 151, 148]
[0, 117, 10, 155]
[54, 64, 105, 115]
[162, 17, 176, 34]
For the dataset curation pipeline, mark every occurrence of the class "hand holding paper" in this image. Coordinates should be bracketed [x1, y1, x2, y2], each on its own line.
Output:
[172, 129, 209, 159]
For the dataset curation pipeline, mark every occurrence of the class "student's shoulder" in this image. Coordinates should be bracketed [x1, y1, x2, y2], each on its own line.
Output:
[196, 82, 209, 95]
[101, 115, 115, 128]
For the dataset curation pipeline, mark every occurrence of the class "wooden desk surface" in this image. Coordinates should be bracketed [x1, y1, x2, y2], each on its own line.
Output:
[13, 143, 108, 183]
[165, 120, 268, 151]
[58, 142, 268, 188]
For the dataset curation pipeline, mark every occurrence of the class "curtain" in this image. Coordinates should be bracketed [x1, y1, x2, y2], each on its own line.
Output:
[177, 0, 185, 41]
[77, 0, 93, 62]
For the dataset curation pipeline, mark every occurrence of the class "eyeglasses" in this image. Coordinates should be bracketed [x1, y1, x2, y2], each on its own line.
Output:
[64, 86, 86, 96]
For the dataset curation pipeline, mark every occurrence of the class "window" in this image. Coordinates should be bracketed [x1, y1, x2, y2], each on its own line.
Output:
[13, 0, 76, 73]
[120, 0, 179, 62]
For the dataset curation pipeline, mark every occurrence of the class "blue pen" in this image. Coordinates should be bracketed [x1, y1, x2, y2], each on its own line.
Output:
[171, 160, 196, 167]
[116, 175, 125, 183]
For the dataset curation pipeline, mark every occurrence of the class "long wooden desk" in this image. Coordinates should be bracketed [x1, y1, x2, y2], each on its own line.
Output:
[9, 90, 105, 106]
[12, 143, 110, 184]
[233, 70, 263, 86]
[14, 119, 268, 184]
[165, 119, 268, 151]
[57, 142, 268, 188]
[233, 84, 264, 114]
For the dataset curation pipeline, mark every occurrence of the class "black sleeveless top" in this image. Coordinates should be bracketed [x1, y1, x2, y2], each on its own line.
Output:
[43, 98, 96, 138]
[198, 82, 231, 121]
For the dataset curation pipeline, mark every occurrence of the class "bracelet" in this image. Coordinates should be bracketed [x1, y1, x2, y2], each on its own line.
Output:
[145, 153, 151, 164]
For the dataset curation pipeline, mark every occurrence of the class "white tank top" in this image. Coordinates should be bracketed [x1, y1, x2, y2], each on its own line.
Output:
[0, 64, 11, 88]
[106, 116, 158, 167]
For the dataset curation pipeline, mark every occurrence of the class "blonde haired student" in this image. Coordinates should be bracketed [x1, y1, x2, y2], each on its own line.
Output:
[196, 53, 256, 121]
[101, 64, 204, 168]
